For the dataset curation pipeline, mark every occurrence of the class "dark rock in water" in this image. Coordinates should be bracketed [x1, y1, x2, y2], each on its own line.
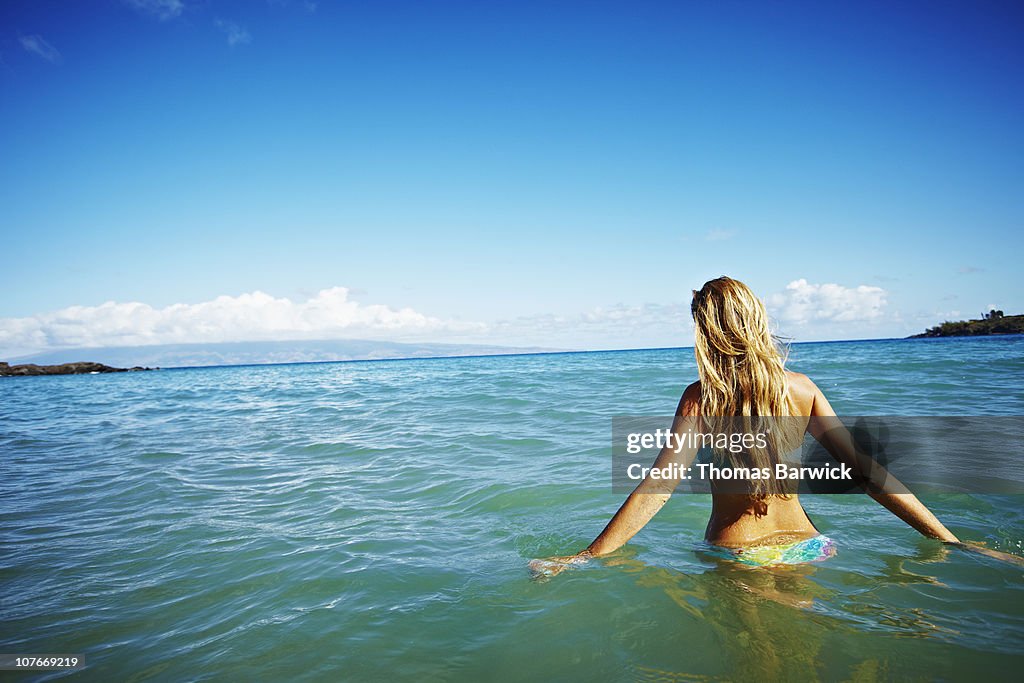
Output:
[0, 361, 154, 377]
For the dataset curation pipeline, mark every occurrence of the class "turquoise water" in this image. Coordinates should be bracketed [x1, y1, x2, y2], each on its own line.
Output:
[2, 336, 1023, 681]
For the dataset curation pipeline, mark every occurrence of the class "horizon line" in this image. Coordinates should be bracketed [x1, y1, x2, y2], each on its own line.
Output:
[7, 333, 1021, 374]
[32, 335, 953, 372]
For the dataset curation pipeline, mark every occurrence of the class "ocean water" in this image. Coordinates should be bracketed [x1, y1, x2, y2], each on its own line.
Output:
[2, 336, 1023, 681]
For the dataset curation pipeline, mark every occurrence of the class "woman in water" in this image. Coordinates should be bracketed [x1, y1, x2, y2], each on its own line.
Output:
[533, 276, 1016, 576]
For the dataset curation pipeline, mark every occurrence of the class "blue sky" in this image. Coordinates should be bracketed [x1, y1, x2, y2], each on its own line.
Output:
[1, 0, 1022, 356]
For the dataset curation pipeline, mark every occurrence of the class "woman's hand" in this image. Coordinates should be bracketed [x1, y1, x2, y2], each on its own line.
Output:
[949, 540, 1024, 566]
[528, 550, 592, 579]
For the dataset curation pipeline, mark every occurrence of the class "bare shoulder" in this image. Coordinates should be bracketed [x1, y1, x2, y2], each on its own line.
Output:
[682, 380, 702, 399]
[785, 371, 815, 391]
[785, 371, 819, 413]
[677, 380, 702, 415]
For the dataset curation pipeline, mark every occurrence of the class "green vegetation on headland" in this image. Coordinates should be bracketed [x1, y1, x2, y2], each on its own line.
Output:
[0, 361, 153, 377]
[910, 310, 1024, 338]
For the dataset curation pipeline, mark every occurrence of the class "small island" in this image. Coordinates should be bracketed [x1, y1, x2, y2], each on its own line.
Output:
[0, 361, 154, 377]
[910, 309, 1024, 338]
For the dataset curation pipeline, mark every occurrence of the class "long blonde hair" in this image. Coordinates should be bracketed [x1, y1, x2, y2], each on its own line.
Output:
[691, 276, 798, 498]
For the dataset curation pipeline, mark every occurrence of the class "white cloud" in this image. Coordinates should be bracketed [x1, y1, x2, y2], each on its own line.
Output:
[0, 288, 484, 357]
[767, 279, 888, 324]
[215, 20, 252, 46]
[704, 228, 736, 242]
[19, 34, 61, 63]
[123, 0, 184, 21]
[491, 302, 694, 349]
[268, 0, 318, 9]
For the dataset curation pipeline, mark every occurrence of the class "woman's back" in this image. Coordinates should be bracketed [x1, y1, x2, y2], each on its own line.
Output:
[703, 371, 820, 547]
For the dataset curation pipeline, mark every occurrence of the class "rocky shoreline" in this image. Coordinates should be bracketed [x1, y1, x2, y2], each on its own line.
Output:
[0, 362, 154, 377]
[910, 313, 1023, 338]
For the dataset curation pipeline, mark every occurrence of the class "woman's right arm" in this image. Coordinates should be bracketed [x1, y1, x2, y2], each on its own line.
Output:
[803, 378, 960, 542]
[807, 382, 1024, 564]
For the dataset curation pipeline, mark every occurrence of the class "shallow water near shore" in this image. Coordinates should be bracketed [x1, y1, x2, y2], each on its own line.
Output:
[2, 336, 1023, 681]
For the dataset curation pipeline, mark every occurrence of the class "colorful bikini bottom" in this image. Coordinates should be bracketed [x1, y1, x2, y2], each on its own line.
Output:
[704, 534, 836, 567]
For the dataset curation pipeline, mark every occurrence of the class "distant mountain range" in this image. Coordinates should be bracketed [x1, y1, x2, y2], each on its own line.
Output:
[7, 339, 564, 369]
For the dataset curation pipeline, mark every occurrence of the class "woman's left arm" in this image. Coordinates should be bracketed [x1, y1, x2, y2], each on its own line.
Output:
[529, 384, 702, 577]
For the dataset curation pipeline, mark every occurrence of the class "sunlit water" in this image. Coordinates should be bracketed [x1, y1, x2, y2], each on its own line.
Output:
[2, 336, 1023, 681]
